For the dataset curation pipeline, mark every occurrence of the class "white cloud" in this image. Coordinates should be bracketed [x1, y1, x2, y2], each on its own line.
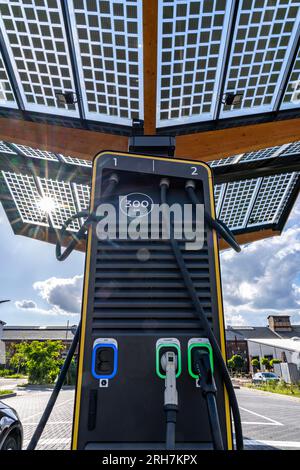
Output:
[15, 299, 37, 309]
[15, 299, 78, 317]
[221, 198, 300, 326]
[33, 275, 83, 315]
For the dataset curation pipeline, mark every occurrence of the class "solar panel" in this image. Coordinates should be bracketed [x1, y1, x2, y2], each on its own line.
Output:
[0, 141, 16, 154]
[220, 0, 300, 118]
[0, 0, 299, 129]
[73, 183, 91, 212]
[219, 178, 261, 229]
[38, 177, 80, 231]
[0, 141, 298, 242]
[281, 47, 300, 110]
[2, 171, 49, 226]
[68, 0, 143, 125]
[0, 51, 17, 108]
[248, 172, 298, 226]
[0, 0, 79, 117]
[11, 143, 59, 161]
[157, 0, 234, 127]
[208, 155, 241, 166]
[59, 155, 92, 167]
[239, 145, 283, 162]
[214, 183, 226, 217]
[280, 141, 300, 156]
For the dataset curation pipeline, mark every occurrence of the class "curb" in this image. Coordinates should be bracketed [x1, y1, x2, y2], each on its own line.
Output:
[240, 385, 300, 401]
[0, 392, 17, 399]
[17, 384, 75, 390]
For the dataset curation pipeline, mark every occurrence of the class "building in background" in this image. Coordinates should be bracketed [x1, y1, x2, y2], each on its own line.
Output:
[226, 315, 300, 372]
[0, 324, 77, 367]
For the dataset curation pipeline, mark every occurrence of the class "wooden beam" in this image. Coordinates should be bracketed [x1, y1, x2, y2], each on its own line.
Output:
[219, 229, 280, 250]
[175, 118, 300, 161]
[1, 115, 300, 163]
[143, 0, 158, 135]
[0, 118, 128, 160]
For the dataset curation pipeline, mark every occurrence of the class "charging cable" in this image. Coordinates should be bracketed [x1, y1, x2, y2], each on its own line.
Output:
[185, 180, 241, 253]
[56, 173, 119, 261]
[161, 351, 178, 450]
[193, 349, 224, 450]
[160, 178, 243, 450]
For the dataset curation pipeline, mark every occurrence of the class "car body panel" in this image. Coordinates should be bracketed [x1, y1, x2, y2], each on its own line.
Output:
[0, 401, 23, 450]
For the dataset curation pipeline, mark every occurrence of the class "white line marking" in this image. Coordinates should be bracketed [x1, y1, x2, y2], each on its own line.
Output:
[152, 160, 155, 172]
[239, 406, 283, 426]
[241, 421, 280, 426]
[22, 399, 74, 422]
[245, 440, 300, 449]
[23, 438, 70, 445]
[23, 421, 72, 426]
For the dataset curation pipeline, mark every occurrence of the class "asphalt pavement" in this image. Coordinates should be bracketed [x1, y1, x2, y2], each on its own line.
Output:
[1, 384, 300, 450]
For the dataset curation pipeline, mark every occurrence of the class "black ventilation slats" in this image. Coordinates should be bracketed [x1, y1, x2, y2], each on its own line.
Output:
[94, 289, 211, 299]
[91, 235, 214, 331]
[91, 319, 206, 331]
[94, 281, 211, 289]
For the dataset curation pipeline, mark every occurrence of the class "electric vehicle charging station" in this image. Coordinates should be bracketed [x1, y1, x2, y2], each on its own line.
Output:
[70, 151, 242, 450]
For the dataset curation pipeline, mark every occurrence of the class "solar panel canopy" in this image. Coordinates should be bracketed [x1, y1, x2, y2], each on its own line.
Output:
[0, 0, 300, 129]
[0, 141, 298, 247]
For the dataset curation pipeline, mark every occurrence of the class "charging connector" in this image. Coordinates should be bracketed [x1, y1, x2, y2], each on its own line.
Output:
[189, 340, 224, 450]
[161, 351, 178, 451]
[155, 338, 181, 379]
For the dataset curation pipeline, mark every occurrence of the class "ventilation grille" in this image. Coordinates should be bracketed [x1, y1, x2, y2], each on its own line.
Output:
[90, 236, 213, 333]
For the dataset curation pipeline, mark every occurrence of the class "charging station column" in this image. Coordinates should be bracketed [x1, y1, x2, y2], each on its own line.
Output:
[71, 151, 234, 450]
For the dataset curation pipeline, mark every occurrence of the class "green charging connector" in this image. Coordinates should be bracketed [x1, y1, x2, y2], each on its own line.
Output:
[188, 338, 214, 379]
[155, 338, 181, 379]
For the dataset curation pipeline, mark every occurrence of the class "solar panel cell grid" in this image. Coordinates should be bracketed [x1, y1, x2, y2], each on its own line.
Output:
[281, 47, 300, 110]
[280, 141, 300, 156]
[2, 171, 49, 226]
[0, 0, 79, 116]
[59, 155, 93, 167]
[248, 172, 298, 226]
[239, 146, 283, 162]
[38, 177, 80, 231]
[220, 0, 300, 118]
[219, 178, 261, 229]
[0, 141, 17, 154]
[73, 183, 91, 212]
[157, 0, 234, 127]
[12, 143, 59, 161]
[0, 51, 17, 108]
[68, 0, 143, 125]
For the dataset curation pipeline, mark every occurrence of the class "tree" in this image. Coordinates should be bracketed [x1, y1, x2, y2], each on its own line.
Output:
[270, 358, 281, 368]
[251, 358, 260, 370]
[9, 340, 65, 384]
[227, 354, 245, 373]
[261, 357, 271, 370]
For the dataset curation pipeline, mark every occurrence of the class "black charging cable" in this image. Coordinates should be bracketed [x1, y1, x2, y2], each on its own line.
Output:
[56, 173, 119, 261]
[27, 322, 81, 450]
[160, 179, 243, 450]
[185, 180, 241, 253]
[193, 349, 224, 450]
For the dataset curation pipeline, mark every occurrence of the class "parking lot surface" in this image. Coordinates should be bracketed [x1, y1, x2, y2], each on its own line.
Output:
[1, 385, 300, 450]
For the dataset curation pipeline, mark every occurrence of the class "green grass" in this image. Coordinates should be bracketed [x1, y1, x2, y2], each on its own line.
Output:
[247, 381, 300, 397]
[4, 373, 27, 379]
[0, 389, 14, 396]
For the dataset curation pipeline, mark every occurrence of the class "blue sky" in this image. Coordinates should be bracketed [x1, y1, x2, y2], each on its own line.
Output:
[0, 196, 299, 327]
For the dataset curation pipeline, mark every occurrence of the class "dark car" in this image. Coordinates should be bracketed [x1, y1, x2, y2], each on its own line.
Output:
[0, 401, 23, 450]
